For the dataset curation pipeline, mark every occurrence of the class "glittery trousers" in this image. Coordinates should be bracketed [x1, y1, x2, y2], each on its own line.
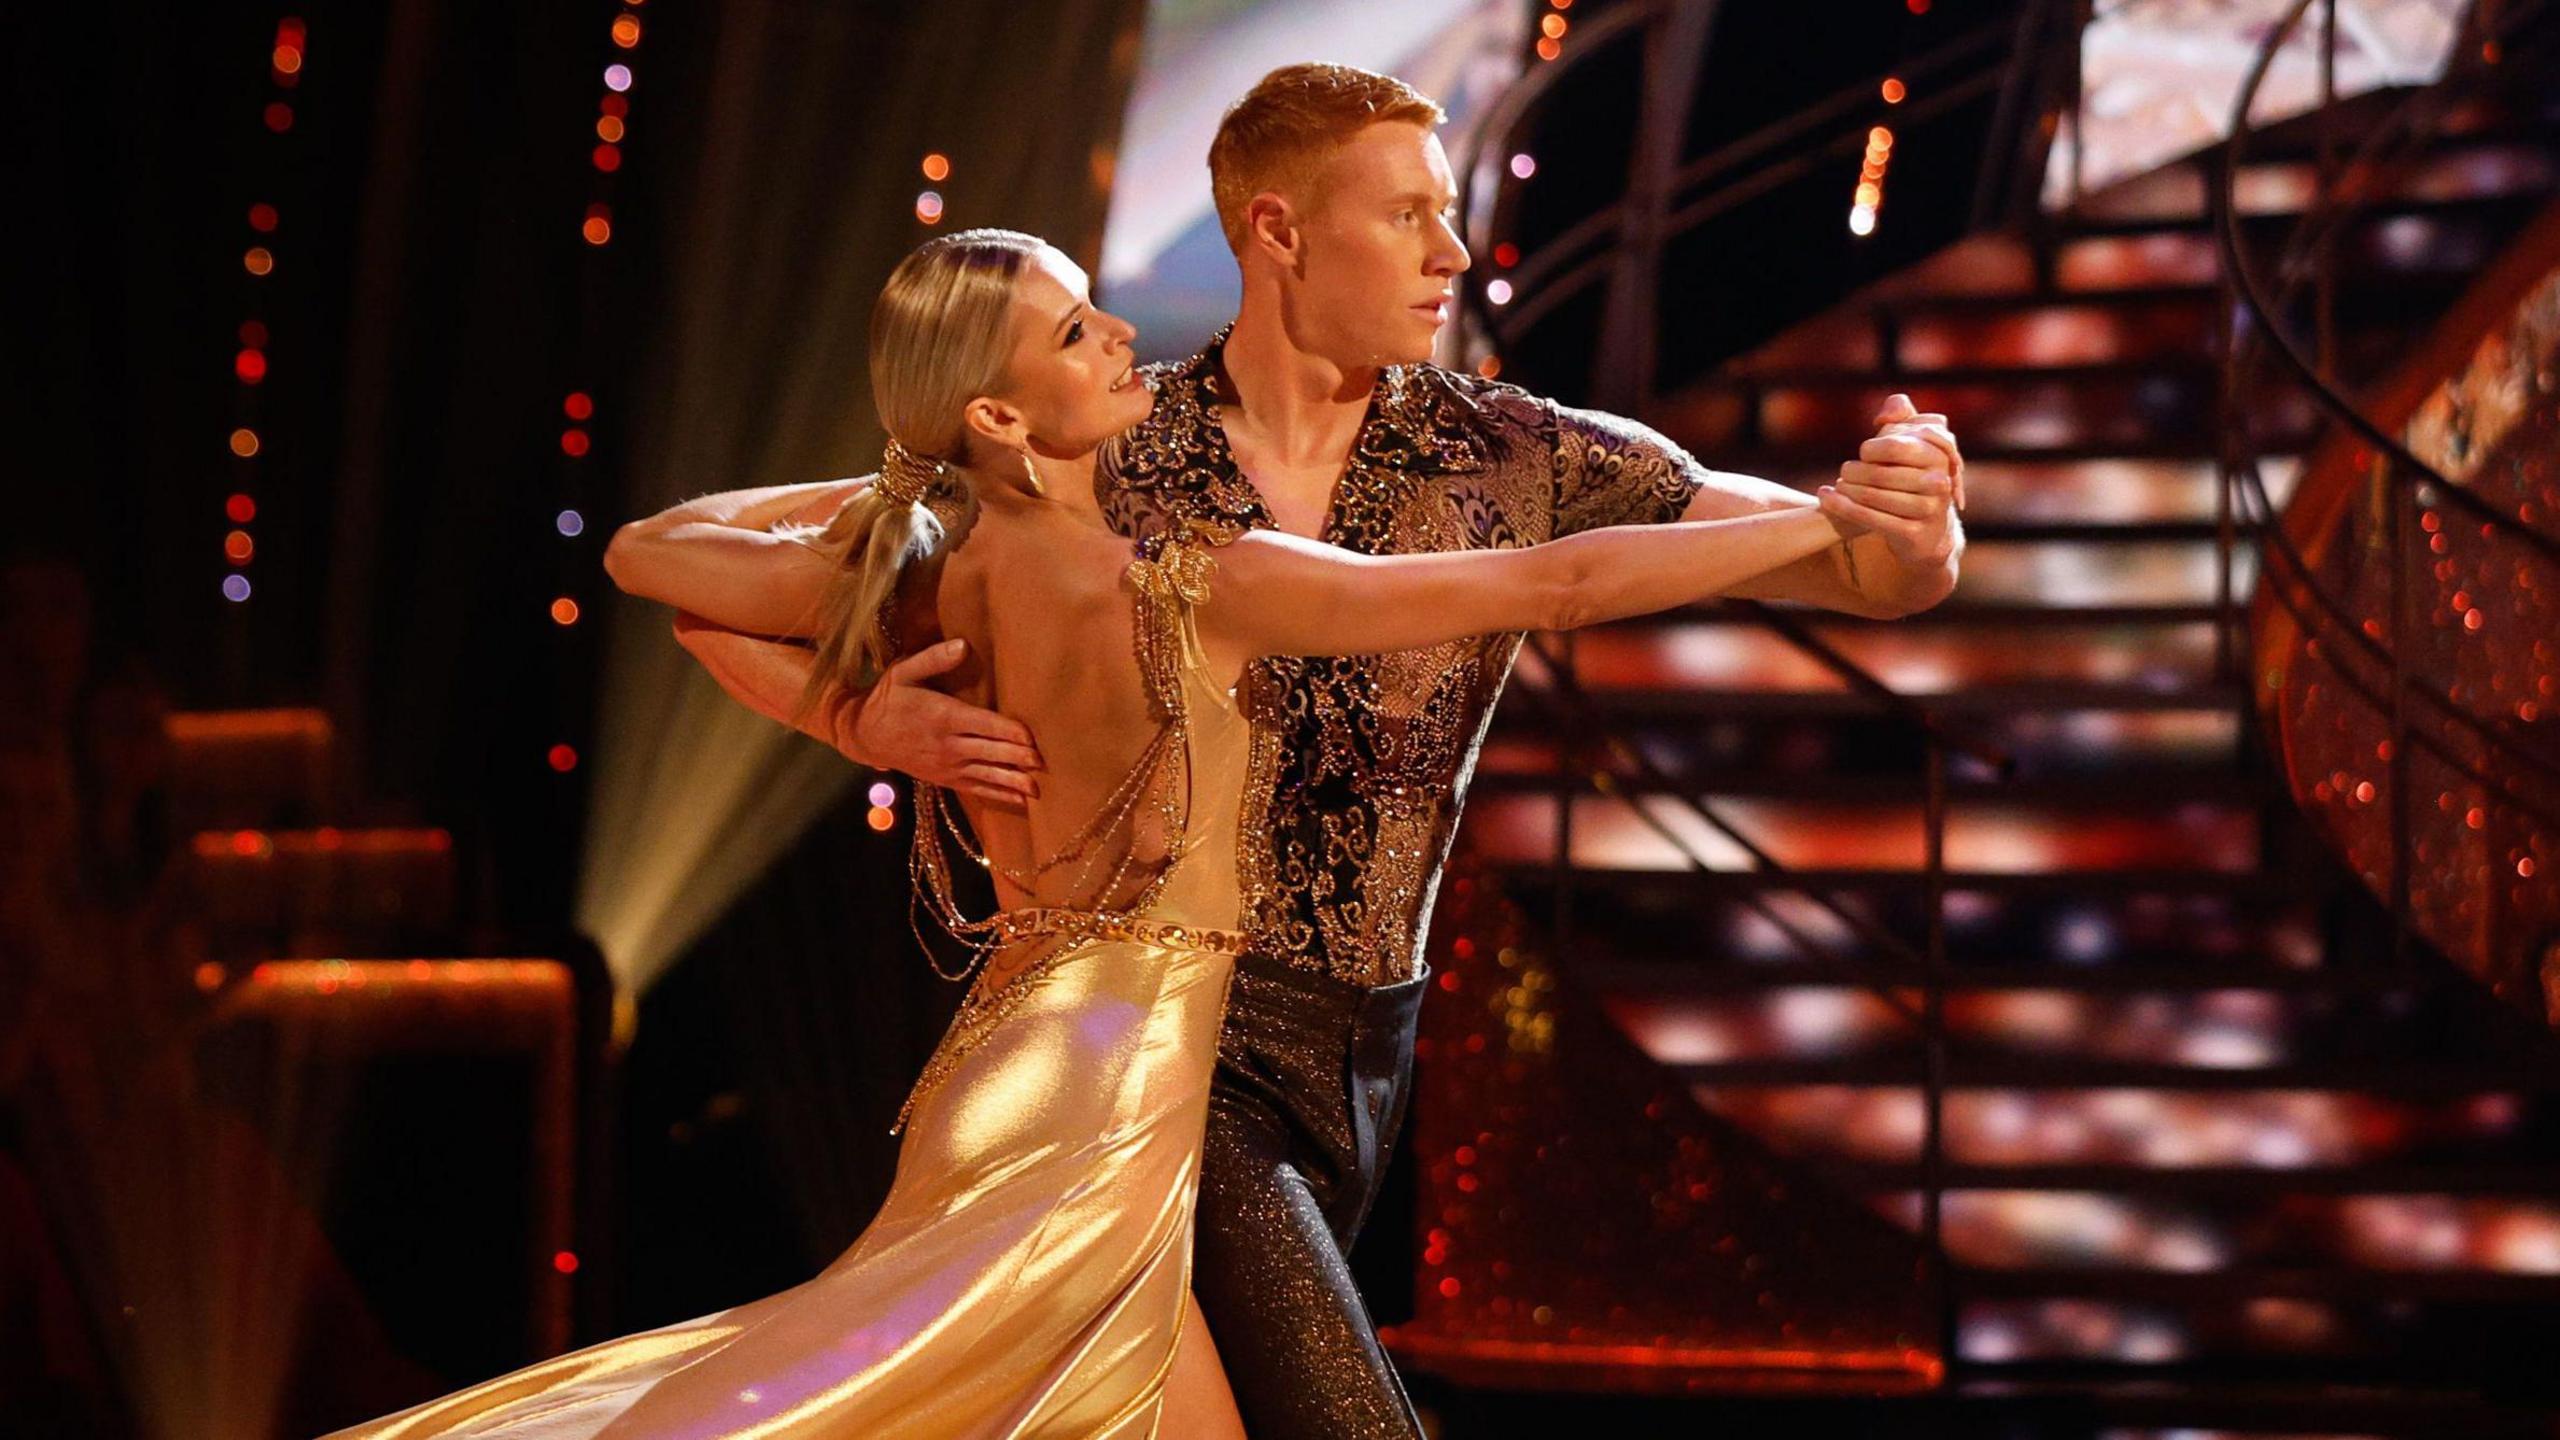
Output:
[1192, 950, 1432, 1440]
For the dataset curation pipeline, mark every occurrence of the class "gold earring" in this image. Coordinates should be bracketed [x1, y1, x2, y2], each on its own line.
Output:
[1020, 449, 1047, 498]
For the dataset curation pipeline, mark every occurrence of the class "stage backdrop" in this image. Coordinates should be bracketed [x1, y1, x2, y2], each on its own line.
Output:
[573, 0, 1149, 998]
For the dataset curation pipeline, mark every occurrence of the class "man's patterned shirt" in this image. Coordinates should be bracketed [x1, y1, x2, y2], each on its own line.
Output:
[1096, 329, 1706, 986]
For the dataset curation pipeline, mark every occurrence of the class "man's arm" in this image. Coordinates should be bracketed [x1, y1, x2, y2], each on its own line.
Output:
[604, 478, 871, 637]
[1552, 392, 1963, 620]
[671, 613, 1041, 804]
[1679, 395, 1963, 619]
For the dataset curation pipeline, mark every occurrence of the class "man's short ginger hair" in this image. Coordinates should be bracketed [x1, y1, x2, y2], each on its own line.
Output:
[1208, 63, 1446, 256]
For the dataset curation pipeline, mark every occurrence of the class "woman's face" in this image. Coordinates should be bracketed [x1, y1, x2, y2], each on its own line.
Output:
[987, 246, 1152, 458]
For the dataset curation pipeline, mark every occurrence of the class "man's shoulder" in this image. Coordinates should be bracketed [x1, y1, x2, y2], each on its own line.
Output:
[1402, 361, 1550, 426]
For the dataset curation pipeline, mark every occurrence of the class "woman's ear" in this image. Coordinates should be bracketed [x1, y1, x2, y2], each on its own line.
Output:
[961, 395, 1027, 452]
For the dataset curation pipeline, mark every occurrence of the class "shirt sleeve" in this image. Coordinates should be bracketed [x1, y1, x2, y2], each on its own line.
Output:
[1548, 399, 1706, 536]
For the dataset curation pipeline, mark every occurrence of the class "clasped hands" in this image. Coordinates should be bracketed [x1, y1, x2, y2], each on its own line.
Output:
[1814, 391, 1964, 564]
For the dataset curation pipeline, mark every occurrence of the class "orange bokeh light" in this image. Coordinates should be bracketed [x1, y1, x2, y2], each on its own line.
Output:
[597, 115, 625, 143]
[225, 530, 255, 564]
[922, 152, 950, 181]
[550, 597, 580, 625]
[244, 247, 274, 276]
[230, 428, 260, 458]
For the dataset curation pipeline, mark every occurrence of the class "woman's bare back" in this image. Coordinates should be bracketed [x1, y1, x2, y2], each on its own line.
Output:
[918, 509, 1188, 915]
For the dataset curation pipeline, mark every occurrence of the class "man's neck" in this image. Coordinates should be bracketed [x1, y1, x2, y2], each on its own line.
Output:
[1218, 307, 1379, 469]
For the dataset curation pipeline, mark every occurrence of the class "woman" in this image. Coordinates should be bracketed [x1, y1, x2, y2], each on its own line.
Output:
[330, 228, 1867, 1438]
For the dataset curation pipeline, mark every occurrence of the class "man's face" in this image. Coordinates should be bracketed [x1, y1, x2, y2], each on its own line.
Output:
[1287, 121, 1471, 368]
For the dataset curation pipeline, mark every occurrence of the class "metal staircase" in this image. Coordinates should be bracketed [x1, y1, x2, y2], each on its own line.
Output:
[1396, 1, 2560, 1431]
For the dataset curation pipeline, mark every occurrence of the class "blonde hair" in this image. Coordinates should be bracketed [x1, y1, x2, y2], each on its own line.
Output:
[1208, 63, 1445, 255]
[784, 227, 1045, 726]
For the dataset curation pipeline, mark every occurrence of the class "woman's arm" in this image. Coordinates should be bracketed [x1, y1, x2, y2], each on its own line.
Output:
[671, 614, 1041, 803]
[604, 478, 869, 637]
[1199, 498, 1862, 667]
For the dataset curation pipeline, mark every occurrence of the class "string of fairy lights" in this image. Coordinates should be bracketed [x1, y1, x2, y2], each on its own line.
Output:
[544, 1, 647, 789]
[222, 16, 306, 613]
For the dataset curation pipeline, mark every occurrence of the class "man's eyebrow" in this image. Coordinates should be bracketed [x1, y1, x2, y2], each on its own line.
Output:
[1054, 300, 1087, 337]
[1393, 190, 1457, 208]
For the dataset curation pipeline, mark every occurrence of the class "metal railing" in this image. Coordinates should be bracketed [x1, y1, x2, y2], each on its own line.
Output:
[2216, 0, 2560, 981]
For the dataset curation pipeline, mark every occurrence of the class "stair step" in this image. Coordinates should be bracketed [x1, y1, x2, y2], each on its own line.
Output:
[1843, 1161, 2560, 1196]
[1572, 957, 2414, 997]
[1544, 626, 2229, 700]
[190, 827, 459, 958]
[1607, 600, 2236, 627]
[1493, 864, 2288, 898]
[166, 707, 335, 831]
[1485, 701, 2247, 774]
[2068, 142, 2560, 227]
[2064, 187, 2558, 242]
[1604, 986, 2514, 1072]
[1674, 366, 2301, 455]
[1685, 1083, 2544, 1171]
[1951, 1377, 2551, 1439]
[1467, 790, 2260, 877]
[1666, 1057, 2556, 1093]
[1534, 679, 2246, 719]
[1917, 1190, 2560, 1277]
[1472, 766, 2249, 805]
[1952, 536, 2252, 609]
[1956, 1266, 2560, 1303]
[1695, 438, 2304, 470]
[2052, 202, 2541, 293]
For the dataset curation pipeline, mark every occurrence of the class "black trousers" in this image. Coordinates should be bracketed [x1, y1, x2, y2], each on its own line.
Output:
[1192, 949, 1431, 1440]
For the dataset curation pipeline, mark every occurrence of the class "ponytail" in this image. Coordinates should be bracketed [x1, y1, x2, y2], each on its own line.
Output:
[779, 450, 962, 728]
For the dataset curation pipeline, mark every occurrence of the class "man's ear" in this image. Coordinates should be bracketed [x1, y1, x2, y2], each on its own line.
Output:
[1245, 192, 1302, 270]
[962, 395, 1027, 452]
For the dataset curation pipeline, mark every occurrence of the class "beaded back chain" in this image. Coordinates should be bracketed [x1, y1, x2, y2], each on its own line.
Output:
[889, 518, 1243, 1134]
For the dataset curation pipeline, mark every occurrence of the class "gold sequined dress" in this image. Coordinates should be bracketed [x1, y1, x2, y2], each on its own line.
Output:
[322, 527, 1250, 1440]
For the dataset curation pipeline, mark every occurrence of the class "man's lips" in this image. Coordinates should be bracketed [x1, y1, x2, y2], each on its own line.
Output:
[1412, 296, 1451, 322]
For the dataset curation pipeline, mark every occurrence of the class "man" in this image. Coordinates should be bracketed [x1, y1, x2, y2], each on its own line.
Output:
[613, 62, 1961, 1440]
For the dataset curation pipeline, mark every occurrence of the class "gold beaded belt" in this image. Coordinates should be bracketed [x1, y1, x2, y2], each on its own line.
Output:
[983, 906, 1247, 955]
